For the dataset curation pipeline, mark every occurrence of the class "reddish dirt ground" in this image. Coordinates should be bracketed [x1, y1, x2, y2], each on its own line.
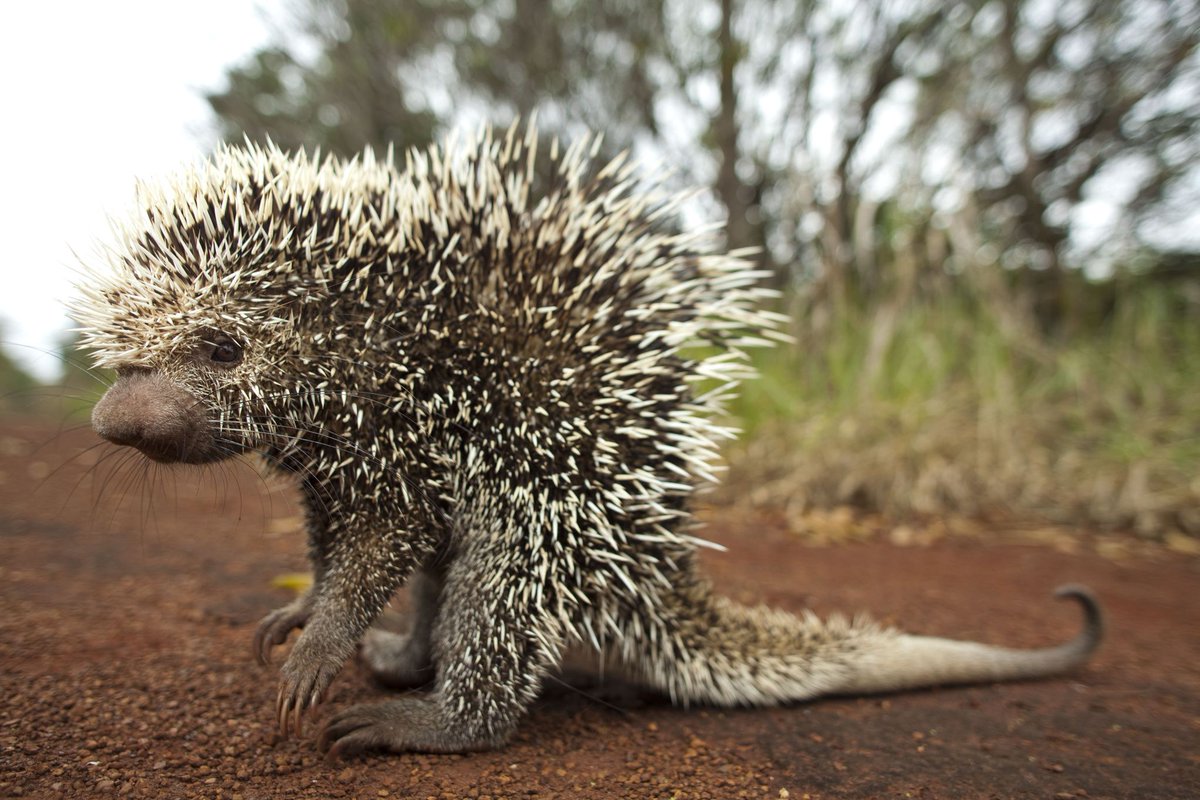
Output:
[1, 419, 1198, 800]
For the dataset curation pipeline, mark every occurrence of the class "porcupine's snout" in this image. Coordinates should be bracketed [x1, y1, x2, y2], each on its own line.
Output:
[92, 371, 218, 464]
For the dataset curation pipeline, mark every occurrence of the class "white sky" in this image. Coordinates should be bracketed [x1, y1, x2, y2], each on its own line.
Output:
[0, 1, 285, 380]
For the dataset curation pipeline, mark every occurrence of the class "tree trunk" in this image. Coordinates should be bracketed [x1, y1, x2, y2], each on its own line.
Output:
[714, 0, 758, 260]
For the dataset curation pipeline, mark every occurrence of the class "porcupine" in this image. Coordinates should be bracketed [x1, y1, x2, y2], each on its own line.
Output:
[72, 122, 1103, 756]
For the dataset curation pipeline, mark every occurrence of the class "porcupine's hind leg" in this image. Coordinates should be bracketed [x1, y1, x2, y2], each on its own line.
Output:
[319, 542, 570, 755]
[360, 567, 442, 689]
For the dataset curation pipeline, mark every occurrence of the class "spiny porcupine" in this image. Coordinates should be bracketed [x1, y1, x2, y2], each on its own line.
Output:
[73, 123, 1102, 756]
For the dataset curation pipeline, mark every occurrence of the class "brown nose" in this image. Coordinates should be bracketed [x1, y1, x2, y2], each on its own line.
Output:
[92, 372, 214, 463]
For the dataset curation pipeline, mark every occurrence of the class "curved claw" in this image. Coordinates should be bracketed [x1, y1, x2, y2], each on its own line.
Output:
[317, 698, 488, 756]
[253, 600, 312, 666]
[275, 659, 341, 740]
[325, 729, 379, 760]
[318, 705, 393, 757]
[277, 685, 294, 737]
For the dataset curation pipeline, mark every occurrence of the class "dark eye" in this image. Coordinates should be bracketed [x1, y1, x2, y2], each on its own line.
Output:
[209, 337, 243, 365]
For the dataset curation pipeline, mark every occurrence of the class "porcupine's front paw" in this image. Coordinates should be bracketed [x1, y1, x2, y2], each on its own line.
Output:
[360, 629, 434, 689]
[276, 630, 354, 738]
[317, 697, 506, 756]
[253, 594, 313, 665]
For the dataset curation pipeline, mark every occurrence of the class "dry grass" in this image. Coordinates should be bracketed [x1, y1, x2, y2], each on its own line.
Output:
[715, 284, 1200, 538]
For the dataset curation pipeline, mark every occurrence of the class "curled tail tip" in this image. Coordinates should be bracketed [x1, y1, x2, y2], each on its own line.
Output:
[1054, 582, 1093, 599]
[1054, 583, 1104, 660]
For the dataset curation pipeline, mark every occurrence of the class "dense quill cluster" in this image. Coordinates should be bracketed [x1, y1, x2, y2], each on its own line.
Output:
[74, 122, 1102, 755]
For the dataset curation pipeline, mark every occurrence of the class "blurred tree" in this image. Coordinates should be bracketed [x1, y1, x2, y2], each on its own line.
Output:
[0, 324, 40, 414]
[910, 0, 1200, 329]
[452, 0, 767, 258]
[207, 1, 457, 154]
[207, 0, 1200, 328]
[206, 0, 770, 259]
[57, 334, 107, 392]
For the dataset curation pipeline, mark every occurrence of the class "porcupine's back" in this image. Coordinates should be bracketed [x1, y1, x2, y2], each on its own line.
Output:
[75, 122, 776, 412]
[395, 126, 781, 526]
[406, 126, 778, 388]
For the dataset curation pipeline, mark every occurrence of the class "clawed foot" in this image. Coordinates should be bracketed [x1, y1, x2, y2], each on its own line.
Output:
[276, 639, 348, 738]
[318, 697, 494, 756]
[318, 701, 419, 757]
[276, 663, 339, 738]
[253, 595, 313, 666]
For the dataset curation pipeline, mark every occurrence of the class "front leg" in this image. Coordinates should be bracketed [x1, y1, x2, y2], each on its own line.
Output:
[319, 544, 570, 754]
[276, 517, 434, 737]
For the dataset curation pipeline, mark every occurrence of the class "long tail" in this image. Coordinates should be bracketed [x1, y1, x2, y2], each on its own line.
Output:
[834, 585, 1103, 695]
[630, 583, 1103, 706]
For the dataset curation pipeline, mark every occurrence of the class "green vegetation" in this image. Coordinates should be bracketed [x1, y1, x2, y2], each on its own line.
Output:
[0, 339, 40, 414]
[0, 335, 108, 421]
[720, 280, 1200, 537]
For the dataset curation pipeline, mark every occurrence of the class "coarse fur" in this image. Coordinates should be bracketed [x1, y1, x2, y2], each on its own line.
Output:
[72, 122, 1103, 756]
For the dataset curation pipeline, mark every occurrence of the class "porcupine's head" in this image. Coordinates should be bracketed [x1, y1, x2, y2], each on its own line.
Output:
[70, 143, 405, 464]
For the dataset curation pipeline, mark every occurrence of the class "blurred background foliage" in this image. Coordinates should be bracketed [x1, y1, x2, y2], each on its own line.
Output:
[0, 325, 41, 416]
[26, 0, 1200, 537]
